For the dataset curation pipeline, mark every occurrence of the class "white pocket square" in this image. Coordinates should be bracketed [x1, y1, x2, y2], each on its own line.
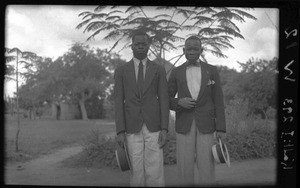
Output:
[207, 80, 215, 85]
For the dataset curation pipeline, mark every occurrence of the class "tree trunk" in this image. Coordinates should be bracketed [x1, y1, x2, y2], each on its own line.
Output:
[79, 99, 88, 120]
[262, 109, 268, 126]
[79, 90, 93, 120]
[15, 54, 20, 152]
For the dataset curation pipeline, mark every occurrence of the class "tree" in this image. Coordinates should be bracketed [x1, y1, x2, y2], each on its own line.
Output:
[46, 43, 126, 120]
[217, 65, 240, 104]
[77, 6, 256, 70]
[5, 47, 37, 152]
[235, 57, 278, 118]
[54, 43, 107, 120]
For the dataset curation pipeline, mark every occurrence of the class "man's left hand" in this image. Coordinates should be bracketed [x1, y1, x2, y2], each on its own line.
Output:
[215, 131, 226, 140]
[158, 130, 167, 149]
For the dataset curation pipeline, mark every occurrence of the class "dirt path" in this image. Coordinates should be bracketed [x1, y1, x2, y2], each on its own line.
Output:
[5, 145, 276, 186]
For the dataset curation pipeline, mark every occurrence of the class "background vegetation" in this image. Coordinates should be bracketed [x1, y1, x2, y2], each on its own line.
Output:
[4, 6, 277, 169]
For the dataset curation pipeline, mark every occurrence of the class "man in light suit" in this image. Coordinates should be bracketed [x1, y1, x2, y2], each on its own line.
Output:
[114, 30, 169, 187]
[168, 36, 226, 186]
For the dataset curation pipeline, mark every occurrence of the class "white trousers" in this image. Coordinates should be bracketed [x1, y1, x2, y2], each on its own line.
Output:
[126, 124, 165, 187]
[176, 120, 216, 186]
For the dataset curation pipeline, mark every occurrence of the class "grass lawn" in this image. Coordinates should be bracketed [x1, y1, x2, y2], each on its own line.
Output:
[4, 115, 116, 163]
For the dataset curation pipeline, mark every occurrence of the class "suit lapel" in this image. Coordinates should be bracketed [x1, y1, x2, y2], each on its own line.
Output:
[197, 62, 209, 101]
[143, 60, 156, 95]
[125, 60, 138, 95]
[180, 63, 192, 98]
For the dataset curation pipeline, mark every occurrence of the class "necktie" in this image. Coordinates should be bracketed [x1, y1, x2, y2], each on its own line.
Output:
[137, 61, 144, 98]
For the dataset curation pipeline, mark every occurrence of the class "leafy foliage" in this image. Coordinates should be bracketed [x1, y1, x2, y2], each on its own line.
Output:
[8, 44, 126, 120]
[62, 119, 276, 169]
[77, 6, 256, 65]
[218, 57, 278, 117]
[235, 57, 278, 116]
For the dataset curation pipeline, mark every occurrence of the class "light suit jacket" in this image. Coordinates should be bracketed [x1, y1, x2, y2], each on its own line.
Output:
[168, 61, 226, 134]
[114, 59, 169, 135]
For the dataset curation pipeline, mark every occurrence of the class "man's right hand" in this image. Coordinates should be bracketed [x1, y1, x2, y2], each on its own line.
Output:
[116, 132, 126, 149]
[178, 97, 196, 109]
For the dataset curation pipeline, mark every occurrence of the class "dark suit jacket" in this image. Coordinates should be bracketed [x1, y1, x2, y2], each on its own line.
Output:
[114, 59, 169, 135]
[168, 61, 226, 134]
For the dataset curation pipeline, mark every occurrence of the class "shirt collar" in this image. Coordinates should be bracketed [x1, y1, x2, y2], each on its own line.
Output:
[186, 59, 201, 67]
[133, 57, 147, 66]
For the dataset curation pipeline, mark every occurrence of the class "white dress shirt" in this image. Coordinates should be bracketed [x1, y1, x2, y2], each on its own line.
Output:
[186, 60, 202, 100]
[133, 57, 147, 82]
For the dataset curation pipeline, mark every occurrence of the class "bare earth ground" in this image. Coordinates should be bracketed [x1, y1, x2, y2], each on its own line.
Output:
[5, 144, 276, 187]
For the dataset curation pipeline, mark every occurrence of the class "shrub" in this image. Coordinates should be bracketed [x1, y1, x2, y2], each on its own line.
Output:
[225, 98, 249, 134]
[62, 129, 119, 169]
[62, 119, 276, 169]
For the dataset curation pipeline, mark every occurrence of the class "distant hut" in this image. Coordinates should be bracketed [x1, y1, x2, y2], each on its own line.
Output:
[51, 101, 81, 120]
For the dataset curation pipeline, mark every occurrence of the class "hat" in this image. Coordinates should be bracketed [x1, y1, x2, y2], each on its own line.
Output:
[212, 137, 230, 167]
[115, 144, 131, 171]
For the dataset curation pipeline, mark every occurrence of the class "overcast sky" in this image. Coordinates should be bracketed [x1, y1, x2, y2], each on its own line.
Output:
[4, 5, 279, 97]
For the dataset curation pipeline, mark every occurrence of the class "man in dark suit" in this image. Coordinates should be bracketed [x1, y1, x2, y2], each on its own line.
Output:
[168, 36, 226, 186]
[114, 30, 169, 186]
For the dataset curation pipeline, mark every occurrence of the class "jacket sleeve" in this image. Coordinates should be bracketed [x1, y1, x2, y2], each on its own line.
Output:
[212, 66, 226, 132]
[167, 68, 182, 112]
[113, 66, 126, 135]
[158, 66, 169, 131]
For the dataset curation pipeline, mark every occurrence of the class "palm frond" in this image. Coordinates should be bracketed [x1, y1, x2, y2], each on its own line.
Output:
[202, 36, 234, 49]
[218, 35, 234, 42]
[125, 6, 138, 13]
[198, 27, 218, 36]
[205, 44, 222, 53]
[83, 21, 107, 33]
[155, 19, 179, 27]
[215, 26, 245, 39]
[207, 41, 231, 49]
[108, 39, 121, 53]
[126, 11, 143, 21]
[78, 11, 93, 18]
[192, 16, 214, 26]
[91, 13, 109, 19]
[103, 30, 121, 41]
[94, 6, 107, 12]
[175, 8, 195, 18]
[230, 8, 257, 20]
[196, 7, 217, 15]
[123, 17, 148, 26]
[81, 12, 95, 21]
[156, 6, 176, 11]
[76, 18, 92, 30]
[206, 49, 228, 58]
[118, 42, 131, 53]
[213, 10, 245, 23]
[105, 15, 121, 21]
[181, 25, 196, 31]
[152, 14, 172, 19]
[219, 18, 240, 32]
[213, 7, 230, 11]
[108, 10, 123, 15]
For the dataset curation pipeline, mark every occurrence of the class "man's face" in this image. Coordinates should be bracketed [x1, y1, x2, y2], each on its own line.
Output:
[183, 39, 202, 62]
[131, 35, 150, 60]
